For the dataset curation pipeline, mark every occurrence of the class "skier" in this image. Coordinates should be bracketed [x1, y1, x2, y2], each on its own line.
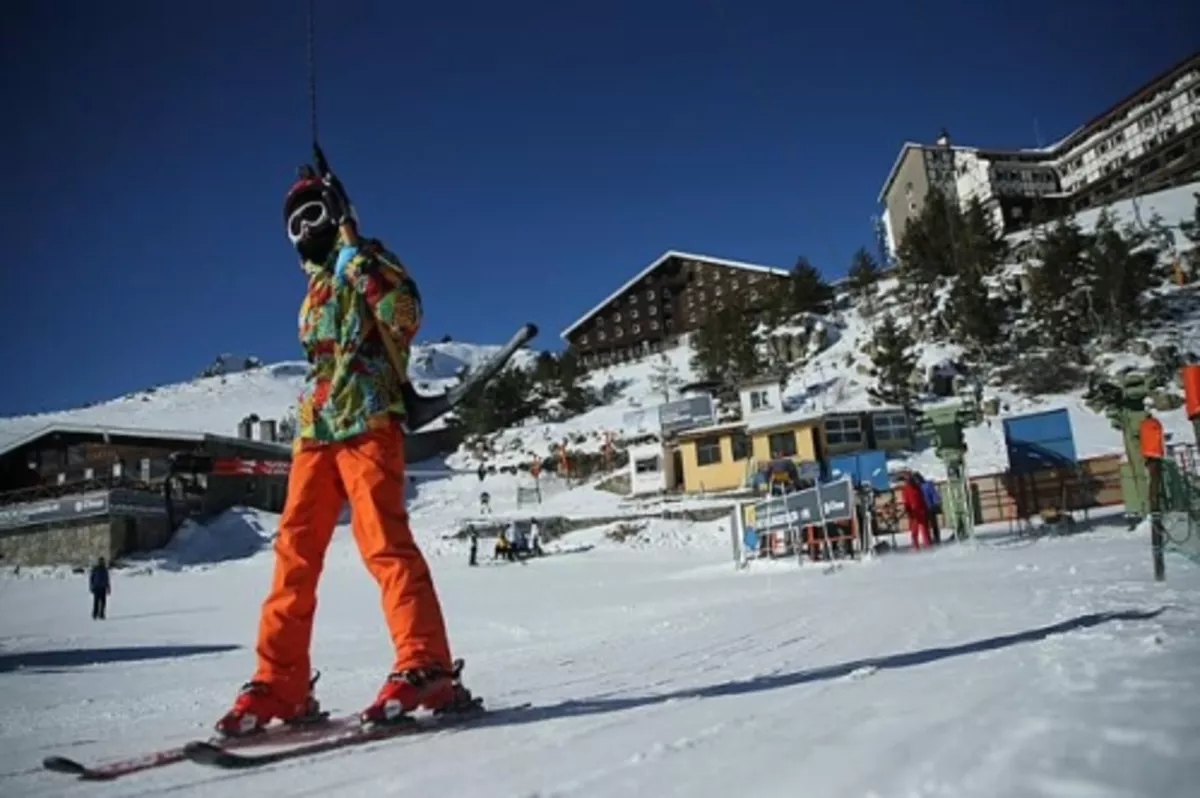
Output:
[915, 472, 942, 545]
[899, 471, 931, 551]
[467, 527, 479, 567]
[529, 518, 543, 557]
[214, 161, 475, 737]
[88, 557, 110, 620]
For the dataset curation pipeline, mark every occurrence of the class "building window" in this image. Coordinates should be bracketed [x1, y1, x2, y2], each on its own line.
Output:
[695, 436, 722, 466]
[613, 311, 622, 323]
[825, 415, 863, 446]
[873, 411, 909, 443]
[635, 456, 660, 474]
[614, 326, 624, 337]
[731, 431, 751, 461]
[749, 389, 770, 410]
[767, 431, 797, 458]
[647, 289, 656, 300]
[630, 308, 639, 319]
[650, 320, 660, 330]
[648, 305, 658, 315]
[632, 323, 641, 335]
[597, 330, 606, 341]
[579, 335, 588, 346]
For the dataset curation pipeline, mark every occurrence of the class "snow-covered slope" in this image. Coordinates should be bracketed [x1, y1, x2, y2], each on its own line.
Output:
[0, 340, 539, 450]
[457, 181, 1200, 480]
[1, 509, 1198, 797]
[3, 182, 1198, 489]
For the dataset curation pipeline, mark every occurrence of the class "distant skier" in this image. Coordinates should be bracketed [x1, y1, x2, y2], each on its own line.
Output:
[479, 491, 492, 515]
[529, 518, 543, 557]
[900, 472, 932, 551]
[467, 527, 479, 567]
[916, 470, 936, 544]
[89, 557, 110, 620]
[213, 156, 476, 737]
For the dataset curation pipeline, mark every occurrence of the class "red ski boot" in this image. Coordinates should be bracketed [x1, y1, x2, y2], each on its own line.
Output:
[359, 658, 479, 726]
[214, 672, 325, 738]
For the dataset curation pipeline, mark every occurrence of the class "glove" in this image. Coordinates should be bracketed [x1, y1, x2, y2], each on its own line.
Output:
[320, 172, 353, 226]
[333, 243, 359, 283]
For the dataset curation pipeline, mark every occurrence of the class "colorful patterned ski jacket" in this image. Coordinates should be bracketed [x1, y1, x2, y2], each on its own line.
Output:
[294, 232, 422, 447]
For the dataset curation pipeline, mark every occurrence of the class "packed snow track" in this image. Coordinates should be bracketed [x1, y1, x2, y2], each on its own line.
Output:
[1, 517, 1198, 797]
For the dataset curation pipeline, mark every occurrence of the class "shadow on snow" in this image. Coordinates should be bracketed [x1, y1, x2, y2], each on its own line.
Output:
[477, 608, 1166, 729]
[0, 643, 240, 674]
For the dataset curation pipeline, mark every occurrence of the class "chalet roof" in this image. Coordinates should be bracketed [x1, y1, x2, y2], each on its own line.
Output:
[559, 249, 789, 340]
[0, 422, 290, 462]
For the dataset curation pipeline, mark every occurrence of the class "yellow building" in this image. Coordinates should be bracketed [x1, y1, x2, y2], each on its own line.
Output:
[675, 421, 750, 494]
[675, 412, 825, 494]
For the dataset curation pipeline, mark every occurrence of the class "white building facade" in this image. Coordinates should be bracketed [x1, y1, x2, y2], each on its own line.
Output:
[878, 53, 1200, 258]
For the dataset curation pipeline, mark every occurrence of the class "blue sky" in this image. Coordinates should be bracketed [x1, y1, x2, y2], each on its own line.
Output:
[1, 0, 1196, 415]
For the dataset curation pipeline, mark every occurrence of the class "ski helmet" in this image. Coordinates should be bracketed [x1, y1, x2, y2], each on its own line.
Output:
[283, 170, 330, 247]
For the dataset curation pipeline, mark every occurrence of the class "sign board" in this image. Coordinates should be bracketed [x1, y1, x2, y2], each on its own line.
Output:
[621, 409, 656, 433]
[0, 489, 168, 533]
[827, 450, 890, 490]
[657, 395, 715, 436]
[1002, 408, 1078, 476]
[747, 478, 855, 536]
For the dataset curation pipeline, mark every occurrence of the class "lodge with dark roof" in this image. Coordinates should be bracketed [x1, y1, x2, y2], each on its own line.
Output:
[0, 420, 292, 567]
[559, 250, 792, 368]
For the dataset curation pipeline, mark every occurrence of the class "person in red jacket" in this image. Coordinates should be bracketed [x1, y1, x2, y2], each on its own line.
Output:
[899, 471, 932, 551]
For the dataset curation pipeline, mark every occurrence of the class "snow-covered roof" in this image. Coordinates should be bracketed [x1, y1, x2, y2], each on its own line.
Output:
[0, 422, 291, 462]
[559, 250, 789, 340]
[744, 410, 825, 435]
[0, 422, 207, 460]
[673, 420, 748, 441]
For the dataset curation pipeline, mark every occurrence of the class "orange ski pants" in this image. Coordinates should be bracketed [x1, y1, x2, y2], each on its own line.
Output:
[251, 419, 452, 704]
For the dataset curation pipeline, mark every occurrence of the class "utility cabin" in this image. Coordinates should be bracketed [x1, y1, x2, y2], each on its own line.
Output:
[626, 442, 674, 497]
[0, 421, 291, 567]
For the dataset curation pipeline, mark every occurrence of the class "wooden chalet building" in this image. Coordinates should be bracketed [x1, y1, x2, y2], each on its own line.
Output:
[560, 250, 791, 368]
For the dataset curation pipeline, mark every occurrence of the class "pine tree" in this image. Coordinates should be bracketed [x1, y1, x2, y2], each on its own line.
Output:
[788, 256, 834, 315]
[1026, 216, 1091, 351]
[554, 349, 598, 417]
[847, 247, 879, 315]
[689, 293, 766, 388]
[867, 313, 919, 411]
[1181, 192, 1200, 274]
[1181, 192, 1200, 246]
[948, 264, 1002, 355]
[896, 189, 962, 287]
[648, 353, 683, 403]
[1085, 210, 1163, 343]
[959, 199, 1007, 276]
[448, 365, 538, 435]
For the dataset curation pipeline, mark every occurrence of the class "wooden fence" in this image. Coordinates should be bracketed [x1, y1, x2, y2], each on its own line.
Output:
[870, 454, 1126, 532]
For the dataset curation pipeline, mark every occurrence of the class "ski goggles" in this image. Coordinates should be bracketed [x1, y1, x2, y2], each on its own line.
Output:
[286, 199, 331, 244]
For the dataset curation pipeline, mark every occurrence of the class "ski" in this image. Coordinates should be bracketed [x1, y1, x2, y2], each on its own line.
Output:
[402, 322, 538, 432]
[183, 701, 533, 771]
[41, 711, 359, 781]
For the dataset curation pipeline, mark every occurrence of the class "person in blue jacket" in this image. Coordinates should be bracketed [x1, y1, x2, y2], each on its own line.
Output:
[89, 557, 111, 619]
[915, 473, 943, 544]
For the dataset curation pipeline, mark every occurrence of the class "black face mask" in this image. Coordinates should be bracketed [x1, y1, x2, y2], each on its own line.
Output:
[296, 225, 338, 264]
